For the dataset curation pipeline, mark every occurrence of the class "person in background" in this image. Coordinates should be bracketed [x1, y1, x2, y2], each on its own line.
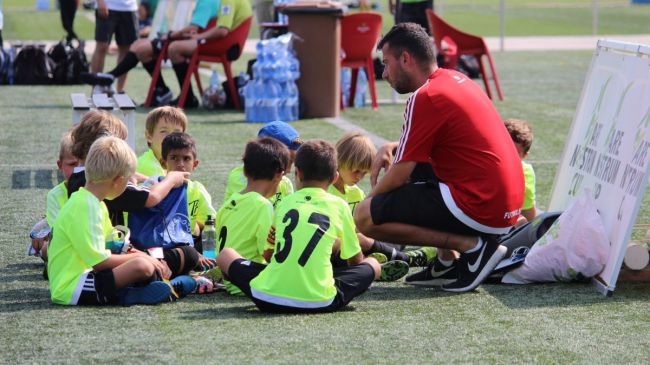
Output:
[60, 0, 79, 42]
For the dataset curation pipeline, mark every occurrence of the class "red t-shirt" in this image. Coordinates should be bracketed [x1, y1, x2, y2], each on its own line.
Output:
[394, 68, 523, 232]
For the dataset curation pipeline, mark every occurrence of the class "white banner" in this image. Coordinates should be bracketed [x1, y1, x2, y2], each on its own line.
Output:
[549, 40, 650, 296]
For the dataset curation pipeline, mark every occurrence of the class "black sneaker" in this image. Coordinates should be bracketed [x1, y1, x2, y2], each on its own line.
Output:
[405, 259, 457, 287]
[80, 72, 115, 86]
[171, 94, 199, 109]
[442, 236, 506, 292]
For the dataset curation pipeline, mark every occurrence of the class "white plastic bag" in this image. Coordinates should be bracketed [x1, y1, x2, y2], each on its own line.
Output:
[502, 191, 609, 284]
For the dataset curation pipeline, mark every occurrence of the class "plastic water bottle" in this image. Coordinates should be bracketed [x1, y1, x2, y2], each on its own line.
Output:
[237, 71, 249, 105]
[286, 81, 299, 121]
[244, 79, 258, 122]
[261, 79, 280, 122]
[202, 215, 217, 258]
[341, 68, 351, 106]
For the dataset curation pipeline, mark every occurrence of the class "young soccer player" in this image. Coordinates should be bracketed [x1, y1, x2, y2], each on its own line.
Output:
[505, 118, 537, 226]
[223, 121, 300, 208]
[217, 137, 289, 295]
[48, 136, 172, 306]
[29, 130, 79, 262]
[329, 131, 436, 270]
[161, 132, 216, 237]
[217, 140, 396, 313]
[137, 106, 188, 177]
[66, 111, 199, 280]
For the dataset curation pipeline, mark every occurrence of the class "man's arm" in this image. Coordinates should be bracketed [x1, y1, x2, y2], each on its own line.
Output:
[191, 26, 229, 41]
[370, 142, 399, 187]
[368, 160, 416, 197]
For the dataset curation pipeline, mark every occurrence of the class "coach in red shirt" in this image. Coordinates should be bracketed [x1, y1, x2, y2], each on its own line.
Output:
[354, 23, 524, 293]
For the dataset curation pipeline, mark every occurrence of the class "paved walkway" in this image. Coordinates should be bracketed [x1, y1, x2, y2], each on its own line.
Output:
[6, 34, 650, 54]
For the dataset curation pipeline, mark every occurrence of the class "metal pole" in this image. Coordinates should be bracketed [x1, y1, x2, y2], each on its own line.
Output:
[499, 0, 505, 51]
[592, 0, 599, 36]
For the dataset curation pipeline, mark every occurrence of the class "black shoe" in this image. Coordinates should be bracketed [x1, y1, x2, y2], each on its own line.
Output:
[171, 94, 199, 109]
[442, 236, 506, 293]
[405, 259, 457, 287]
[80, 72, 115, 86]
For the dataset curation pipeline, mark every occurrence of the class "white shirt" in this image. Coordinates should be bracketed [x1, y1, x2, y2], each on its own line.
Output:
[103, 0, 138, 12]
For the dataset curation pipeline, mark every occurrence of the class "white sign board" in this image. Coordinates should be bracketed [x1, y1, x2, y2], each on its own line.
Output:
[549, 40, 650, 296]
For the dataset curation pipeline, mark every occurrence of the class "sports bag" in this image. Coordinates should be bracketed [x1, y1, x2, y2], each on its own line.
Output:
[14, 45, 55, 85]
[128, 179, 194, 250]
[48, 39, 89, 84]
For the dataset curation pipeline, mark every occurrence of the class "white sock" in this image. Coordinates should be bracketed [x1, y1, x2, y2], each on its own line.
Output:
[464, 237, 484, 254]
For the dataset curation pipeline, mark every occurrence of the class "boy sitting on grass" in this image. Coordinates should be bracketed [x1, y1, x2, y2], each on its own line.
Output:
[504, 118, 537, 226]
[217, 140, 402, 313]
[48, 137, 172, 306]
[223, 121, 301, 208]
[160, 132, 218, 273]
[329, 131, 435, 271]
[137, 106, 188, 178]
[29, 130, 79, 263]
[217, 137, 290, 295]
[67, 111, 199, 284]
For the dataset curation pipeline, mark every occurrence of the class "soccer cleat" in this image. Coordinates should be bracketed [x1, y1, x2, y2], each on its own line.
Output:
[92, 84, 116, 97]
[378, 260, 410, 282]
[190, 266, 223, 284]
[81, 72, 115, 86]
[405, 247, 437, 267]
[151, 88, 173, 107]
[120, 281, 172, 306]
[442, 236, 507, 293]
[168, 275, 197, 299]
[367, 252, 388, 264]
[405, 259, 457, 287]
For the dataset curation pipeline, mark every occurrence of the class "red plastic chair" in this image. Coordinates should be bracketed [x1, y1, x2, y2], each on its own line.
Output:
[426, 9, 504, 101]
[178, 17, 253, 109]
[340, 12, 382, 111]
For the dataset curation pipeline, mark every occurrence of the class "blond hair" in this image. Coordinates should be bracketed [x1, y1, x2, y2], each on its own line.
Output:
[504, 118, 533, 153]
[72, 110, 128, 160]
[58, 130, 75, 161]
[335, 131, 376, 172]
[145, 106, 188, 137]
[85, 137, 136, 183]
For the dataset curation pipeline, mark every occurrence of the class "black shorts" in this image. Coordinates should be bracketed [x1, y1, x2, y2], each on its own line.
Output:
[370, 170, 483, 237]
[163, 245, 200, 277]
[227, 259, 375, 313]
[76, 269, 119, 305]
[95, 10, 138, 45]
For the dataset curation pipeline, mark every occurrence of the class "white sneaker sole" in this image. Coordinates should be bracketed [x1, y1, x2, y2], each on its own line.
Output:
[443, 245, 507, 293]
[406, 278, 456, 287]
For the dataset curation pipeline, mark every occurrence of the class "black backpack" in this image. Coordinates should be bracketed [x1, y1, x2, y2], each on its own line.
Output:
[14, 45, 55, 85]
[48, 40, 89, 84]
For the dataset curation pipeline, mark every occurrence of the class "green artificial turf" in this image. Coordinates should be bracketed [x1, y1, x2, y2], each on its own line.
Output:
[1, 49, 650, 363]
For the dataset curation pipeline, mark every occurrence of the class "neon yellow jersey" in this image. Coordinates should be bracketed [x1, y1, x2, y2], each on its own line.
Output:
[46, 181, 69, 227]
[47, 188, 112, 305]
[250, 187, 361, 307]
[137, 149, 165, 177]
[217, 191, 274, 294]
[218, 0, 252, 31]
[186, 180, 216, 233]
[223, 166, 294, 208]
[327, 183, 365, 215]
[522, 161, 536, 210]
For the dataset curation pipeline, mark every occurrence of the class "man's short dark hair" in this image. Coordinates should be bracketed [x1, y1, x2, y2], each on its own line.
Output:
[377, 22, 436, 66]
[243, 137, 290, 180]
[294, 140, 337, 183]
[162, 132, 197, 160]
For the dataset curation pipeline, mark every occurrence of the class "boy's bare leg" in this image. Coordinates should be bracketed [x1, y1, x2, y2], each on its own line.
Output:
[361, 257, 381, 280]
[112, 256, 158, 289]
[167, 39, 198, 64]
[216, 248, 243, 279]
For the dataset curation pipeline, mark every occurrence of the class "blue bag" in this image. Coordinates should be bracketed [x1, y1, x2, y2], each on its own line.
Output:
[128, 179, 193, 250]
